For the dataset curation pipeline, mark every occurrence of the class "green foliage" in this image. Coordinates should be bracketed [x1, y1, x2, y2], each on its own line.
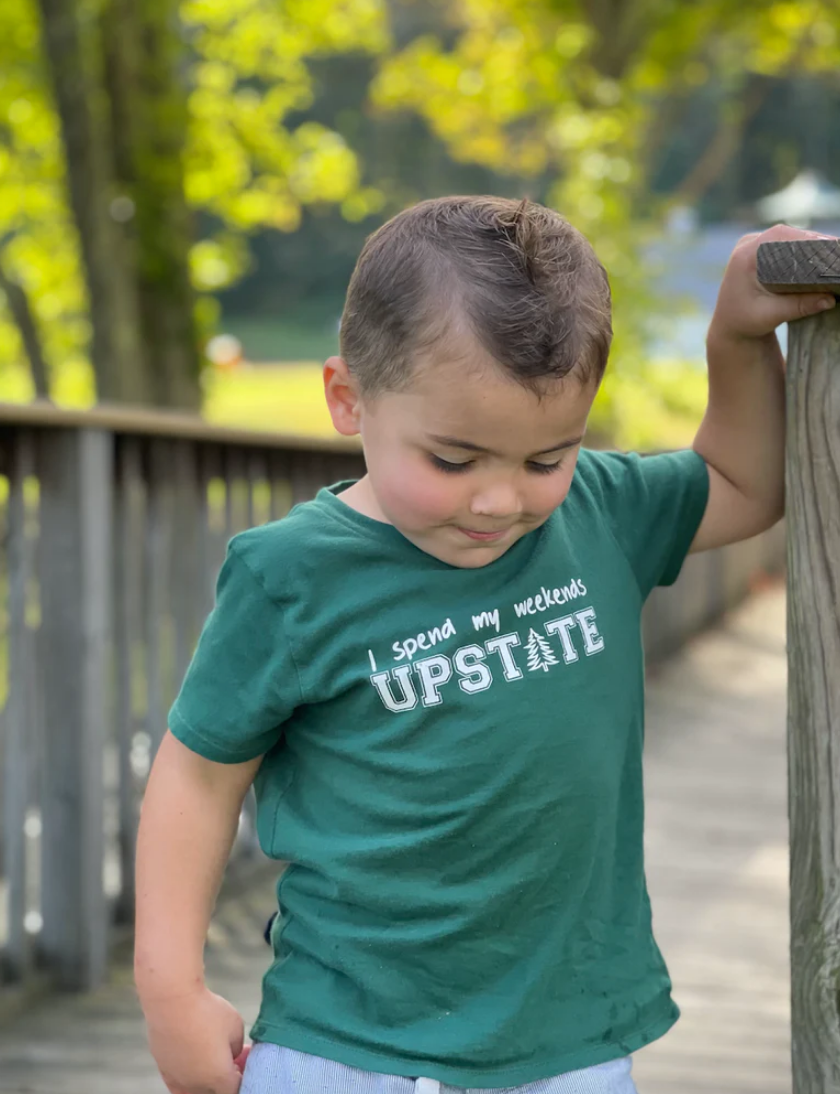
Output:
[182, 0, 388, 241]
[183, 0, 387, 237]
[3, 0, 839, 441]
[0, 0, 389, 394]
[591, 359, 707, 450]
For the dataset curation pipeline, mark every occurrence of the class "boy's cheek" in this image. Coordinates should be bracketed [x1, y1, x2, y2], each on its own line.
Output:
[531, 464, 576, 519]
[376, 461, 457, 527]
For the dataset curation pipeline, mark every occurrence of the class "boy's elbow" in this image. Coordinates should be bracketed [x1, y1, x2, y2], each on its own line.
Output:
[748, 493, 784, 539]
[761, 481, 785, 531]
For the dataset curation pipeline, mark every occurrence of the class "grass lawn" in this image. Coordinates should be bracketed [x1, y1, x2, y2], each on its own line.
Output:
[203, 363, 336, 437]
[222, 316, 341, 364]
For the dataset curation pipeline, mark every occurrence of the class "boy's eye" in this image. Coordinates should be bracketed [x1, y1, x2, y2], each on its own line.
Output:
[430, 455, 565, 474]
[527, 460, 563, 474]
[430, 455, 473, 473]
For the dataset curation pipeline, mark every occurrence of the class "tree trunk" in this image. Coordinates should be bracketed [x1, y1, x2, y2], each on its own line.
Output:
[102, 0, 201, 410]
[581, 0, 654, 80]
[670, 76, 769, 208]
[35, 0, 150, 404]
[0, 261, 51, 400]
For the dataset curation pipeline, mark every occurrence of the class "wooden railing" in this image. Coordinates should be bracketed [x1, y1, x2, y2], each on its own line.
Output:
[0, 403, 364, 993]
[0, 403, 785, 999]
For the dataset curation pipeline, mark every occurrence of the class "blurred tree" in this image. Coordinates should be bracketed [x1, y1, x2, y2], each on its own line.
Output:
[368, 0, 840, 437]
[1, 0, 388, 406]
[0, 253, 50, 399]
[36, 0, 148, 402]
[375, 0, 840, 214]
[222, 3, 840, 335]
[4, 0, 840, 414]
[100, 0, 198, 406]
[0, 0, 90, 402]
[370, 18, 818, 342]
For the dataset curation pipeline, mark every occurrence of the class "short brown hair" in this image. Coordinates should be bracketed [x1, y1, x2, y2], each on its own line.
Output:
[339, 195, 612, 396]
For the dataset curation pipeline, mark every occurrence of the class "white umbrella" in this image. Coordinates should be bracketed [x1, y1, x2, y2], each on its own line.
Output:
[755, 169, 840, 226]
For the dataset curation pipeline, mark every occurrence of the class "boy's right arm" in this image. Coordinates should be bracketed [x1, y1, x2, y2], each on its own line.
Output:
[134, 729, 264, 1094]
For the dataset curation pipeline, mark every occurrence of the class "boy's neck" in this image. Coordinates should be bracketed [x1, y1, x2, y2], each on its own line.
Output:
[335, 476, 392, 526]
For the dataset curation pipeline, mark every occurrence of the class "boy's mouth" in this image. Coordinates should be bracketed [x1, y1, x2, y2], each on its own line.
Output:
[457, 526, 511, 542]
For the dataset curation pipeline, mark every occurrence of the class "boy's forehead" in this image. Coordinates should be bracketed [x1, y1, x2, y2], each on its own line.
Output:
[402, 358, 595, 443]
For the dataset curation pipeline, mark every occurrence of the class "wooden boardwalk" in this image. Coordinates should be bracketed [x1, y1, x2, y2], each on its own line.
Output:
[0, 587, 791, 1093]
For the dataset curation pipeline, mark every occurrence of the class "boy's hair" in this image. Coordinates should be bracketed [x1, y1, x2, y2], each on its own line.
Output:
[339, 195, 612, 396]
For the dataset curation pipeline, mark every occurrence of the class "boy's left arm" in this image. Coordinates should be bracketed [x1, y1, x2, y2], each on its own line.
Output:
[690, 224, 837, 553]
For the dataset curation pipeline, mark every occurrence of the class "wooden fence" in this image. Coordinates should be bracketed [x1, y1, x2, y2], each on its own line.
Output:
[0, 403, 364, 994]
[0, 403, 784, 999]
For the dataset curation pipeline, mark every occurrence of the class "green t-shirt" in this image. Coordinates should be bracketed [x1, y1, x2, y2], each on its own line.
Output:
[169, 447, 709, 1086]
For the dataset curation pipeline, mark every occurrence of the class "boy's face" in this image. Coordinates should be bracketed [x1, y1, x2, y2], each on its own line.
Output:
[325, 351, 598, 569]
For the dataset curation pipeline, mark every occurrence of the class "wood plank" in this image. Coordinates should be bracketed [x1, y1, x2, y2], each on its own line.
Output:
[223, 447, 249, 536]
[634, 588, 790, 1092]
[38, 428, 113, 990]
[247, 452, 270, 529]
[171, 442, 199, 690]
[113, 438, 144, 924]
[194, 445, 217, 626]
[144, 440, 172, 752]
[756, 239, 840, 293]
[269, 451, 292, 521]
[0, 400, 361, 454]
[290, 450, 327, 506]
[1, 432, 35, 979]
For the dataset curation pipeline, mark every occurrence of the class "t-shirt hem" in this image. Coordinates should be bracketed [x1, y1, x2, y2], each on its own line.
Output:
[248, 1006, 679, 1088]
[168, 705, 273, 764]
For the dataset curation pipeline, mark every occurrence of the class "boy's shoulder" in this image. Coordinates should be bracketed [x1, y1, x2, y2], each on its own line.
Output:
[574, 444, 647, 479]
[569, 446, 641, 509]
[227, 489, 342, 597]
[573, 445, 705, 498]
[571, 446, 708, 531]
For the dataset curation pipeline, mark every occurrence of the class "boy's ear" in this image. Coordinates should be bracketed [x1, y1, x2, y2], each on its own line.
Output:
[323, 356, 362, 436]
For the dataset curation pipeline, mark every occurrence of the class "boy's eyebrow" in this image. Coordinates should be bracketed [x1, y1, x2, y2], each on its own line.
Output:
[427, 434, 584, 457]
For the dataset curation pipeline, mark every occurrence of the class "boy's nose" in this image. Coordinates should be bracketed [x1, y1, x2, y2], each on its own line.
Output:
[469, 482, 523, 519]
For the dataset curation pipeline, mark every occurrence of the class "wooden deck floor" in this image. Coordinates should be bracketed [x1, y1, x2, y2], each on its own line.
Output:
[0, 587, 791, 1093]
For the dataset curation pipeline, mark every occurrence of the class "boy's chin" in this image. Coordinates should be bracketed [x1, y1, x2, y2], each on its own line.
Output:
[404, 529, 519, 569]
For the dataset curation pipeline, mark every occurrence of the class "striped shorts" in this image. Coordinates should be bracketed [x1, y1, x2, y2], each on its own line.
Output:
[240, 1044, 638, 1094]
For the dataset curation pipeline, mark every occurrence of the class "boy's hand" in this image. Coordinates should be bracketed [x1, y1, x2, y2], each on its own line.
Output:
[142, 985, 247, 1094]
[709, 223, 836, 344]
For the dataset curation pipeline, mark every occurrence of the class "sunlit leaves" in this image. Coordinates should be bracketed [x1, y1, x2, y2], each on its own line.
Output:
[183, 0, 389, 231]
[190, 234, 249, 291]
[373, 2, 586, 176]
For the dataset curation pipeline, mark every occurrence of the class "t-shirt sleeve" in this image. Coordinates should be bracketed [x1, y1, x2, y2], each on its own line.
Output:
[168, 544, 302, 763]
[580, 448, 710, 599]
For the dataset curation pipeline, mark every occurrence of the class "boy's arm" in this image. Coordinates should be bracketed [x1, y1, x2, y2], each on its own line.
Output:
[135, 729, 262, 996]
[690, 224, 837, 553]
[134, 730, 263, 1093]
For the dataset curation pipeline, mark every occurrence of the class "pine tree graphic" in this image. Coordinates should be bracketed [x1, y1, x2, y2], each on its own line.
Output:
[526, 628, 558, 672]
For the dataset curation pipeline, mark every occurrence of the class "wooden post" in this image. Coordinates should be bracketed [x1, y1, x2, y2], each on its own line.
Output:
[758, 240, 840, 1092]
[38, 427, 113, 990]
